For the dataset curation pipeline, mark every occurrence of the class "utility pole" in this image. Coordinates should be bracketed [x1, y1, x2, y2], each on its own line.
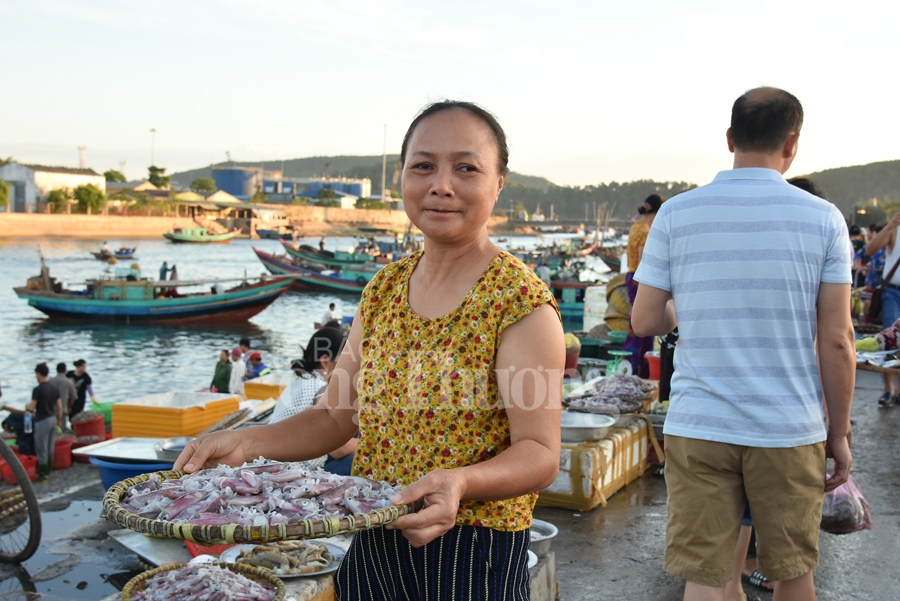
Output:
[381, 124, 387, 199]
[78, 146, 87, 169]
[150, 128, 157, 166]
[119, 161, 126, 178]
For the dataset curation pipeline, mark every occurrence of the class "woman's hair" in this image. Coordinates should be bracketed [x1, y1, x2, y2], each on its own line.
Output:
[637, 194, 664, 215]
[400, 100, 510, 175]
[292, 327, 347, 375]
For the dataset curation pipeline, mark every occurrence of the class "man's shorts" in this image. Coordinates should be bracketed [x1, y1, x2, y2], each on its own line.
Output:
[664, 435, 825, 587]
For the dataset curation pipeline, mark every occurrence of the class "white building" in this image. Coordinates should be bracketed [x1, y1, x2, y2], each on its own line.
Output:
[0, 163, 106, 212]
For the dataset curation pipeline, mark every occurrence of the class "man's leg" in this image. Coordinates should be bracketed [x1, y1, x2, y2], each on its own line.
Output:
[723, 525, 752, 601]
[774, 570, 815, 601]
[684, 581, 725, 601]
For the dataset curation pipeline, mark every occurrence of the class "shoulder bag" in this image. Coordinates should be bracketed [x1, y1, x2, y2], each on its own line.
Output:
[867, 256, 900, 322]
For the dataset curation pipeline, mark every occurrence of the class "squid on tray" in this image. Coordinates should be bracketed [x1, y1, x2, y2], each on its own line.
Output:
[130, 564, 276, 601]
[120, 458, 400, 527]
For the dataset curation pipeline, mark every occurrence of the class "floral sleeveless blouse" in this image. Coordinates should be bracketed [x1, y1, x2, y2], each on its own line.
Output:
[354, 251, 560, 531]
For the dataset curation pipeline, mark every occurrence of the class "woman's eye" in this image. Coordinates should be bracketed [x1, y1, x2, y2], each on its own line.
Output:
[458, 165, 477, 173]
[412, 162, 432, 170]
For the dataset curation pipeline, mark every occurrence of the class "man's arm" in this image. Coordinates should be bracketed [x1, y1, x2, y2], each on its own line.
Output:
[632, 284, 676, 337]
[816, 282, 855, 491]
[865, 214, 900, 255]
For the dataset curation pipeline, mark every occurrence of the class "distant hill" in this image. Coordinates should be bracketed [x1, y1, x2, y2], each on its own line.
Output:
[170, 155, 900, 221]
[800, 159, 900, 218]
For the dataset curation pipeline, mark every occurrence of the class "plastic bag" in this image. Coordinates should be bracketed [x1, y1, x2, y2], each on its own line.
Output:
[820, 475, 873, 535]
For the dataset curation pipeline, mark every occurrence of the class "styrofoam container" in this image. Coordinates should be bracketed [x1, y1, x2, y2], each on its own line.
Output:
[243, 372, 293, 401]
[112, 392, 239, 438]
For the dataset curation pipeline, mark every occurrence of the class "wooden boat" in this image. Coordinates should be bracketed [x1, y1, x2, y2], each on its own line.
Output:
[280, 240, 382, 269]
[254, 247, 380, 294]
[596, 250, 622, 272]
[163, 227, 239, 244]
[91, 247, 137, 260]
[14, 260, 291, 323]
[255, 225, 302, 240]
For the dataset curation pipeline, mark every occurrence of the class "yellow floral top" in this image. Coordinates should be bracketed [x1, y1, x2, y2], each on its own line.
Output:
[354, 251, 559, 531]
[627, 220, 650, 273]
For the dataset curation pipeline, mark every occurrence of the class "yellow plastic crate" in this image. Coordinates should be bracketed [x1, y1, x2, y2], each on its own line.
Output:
[243, 372, 292, 401]
[111, 392, 239, 438]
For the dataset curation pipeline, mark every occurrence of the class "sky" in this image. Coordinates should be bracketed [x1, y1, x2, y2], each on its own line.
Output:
[3, 0, 899, 187]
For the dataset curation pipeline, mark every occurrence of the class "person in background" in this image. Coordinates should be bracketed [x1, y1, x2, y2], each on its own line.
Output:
[535, 262, 552, 287]
[210, 350, 232, 393]
[317, 303, 340, 329]
[159, 261, 170, 281]
[863, 210, 900, 406]
[66, 359, 95, 419]
[101, 241, 110, 253]
[848, 225, 867, 288]
[29, 363, 62, 483]
[239, 338, 252, 379]
[270, 328, 354, 471]
[624, 193, 663, 377]
[633, 86, 853, 601]
[228, 348, 246, 400]
[319, 237, 326, 252]
[169, 264, 179, 281]
[49, 362, 77, 430]
[213, 281, 225, 295]
[245, 352, 270, 380]
[864, 224, 885, 291]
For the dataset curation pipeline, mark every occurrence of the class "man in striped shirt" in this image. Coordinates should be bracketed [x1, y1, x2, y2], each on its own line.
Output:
[632, 87, 855, 601]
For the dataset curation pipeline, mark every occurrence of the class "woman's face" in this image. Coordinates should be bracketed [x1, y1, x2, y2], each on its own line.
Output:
[220, 351, 228, 362]
[402, 109, 506, 245]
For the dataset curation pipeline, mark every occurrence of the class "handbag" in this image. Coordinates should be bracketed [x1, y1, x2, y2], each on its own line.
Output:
[867, 257, 900, 321]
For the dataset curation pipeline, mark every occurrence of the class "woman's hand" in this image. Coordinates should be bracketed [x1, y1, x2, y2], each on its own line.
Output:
[174, 430, 249, 473]
[386, 469, 466, 547]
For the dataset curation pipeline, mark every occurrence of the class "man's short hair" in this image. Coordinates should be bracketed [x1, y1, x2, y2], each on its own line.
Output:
[787, 176, 826, 200]
[73, 359, 86, 368]
[731, 87, 804, 153]
[329, 303, 335, 310]
[239, 337, 250, 349]
[35, 363, 49, 377]
[56, 362, 66, 374]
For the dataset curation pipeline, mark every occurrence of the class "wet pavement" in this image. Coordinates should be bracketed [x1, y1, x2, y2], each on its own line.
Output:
[1, 369, 897, 599]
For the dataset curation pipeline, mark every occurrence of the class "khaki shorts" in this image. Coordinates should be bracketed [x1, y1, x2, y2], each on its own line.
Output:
[664, 435, 825, 587]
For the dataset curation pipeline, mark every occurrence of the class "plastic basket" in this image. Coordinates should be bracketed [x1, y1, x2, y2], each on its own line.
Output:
[2, 455, 38, 484]
[72, 415, 106, 438]
[645, 351, 661, 380]
[185, 540, 237, 558]
[53, 438, 74, 470]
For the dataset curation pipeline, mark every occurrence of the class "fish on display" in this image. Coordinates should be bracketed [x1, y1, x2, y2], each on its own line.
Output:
[130, 564, 277, 601]
[120, 458, 400, 527]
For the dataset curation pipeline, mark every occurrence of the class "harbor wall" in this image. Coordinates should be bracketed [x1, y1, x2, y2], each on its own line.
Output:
[0, 213, 197, 239]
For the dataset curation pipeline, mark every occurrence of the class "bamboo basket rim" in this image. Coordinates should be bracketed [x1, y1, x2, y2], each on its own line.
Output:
[121, 561, 286, 601]
[103, 469, 422, 544]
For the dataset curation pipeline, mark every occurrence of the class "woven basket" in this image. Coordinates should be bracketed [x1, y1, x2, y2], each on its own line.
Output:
[103, 469, 423, 545]
[121, 562, 285, 601]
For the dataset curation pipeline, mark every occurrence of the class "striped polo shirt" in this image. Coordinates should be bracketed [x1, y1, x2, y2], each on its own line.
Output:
[635, 168, 852, 447]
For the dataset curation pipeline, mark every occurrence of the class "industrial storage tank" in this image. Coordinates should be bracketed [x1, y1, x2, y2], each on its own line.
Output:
[212, 167, 260, 199]
[346, 183, 363, 197]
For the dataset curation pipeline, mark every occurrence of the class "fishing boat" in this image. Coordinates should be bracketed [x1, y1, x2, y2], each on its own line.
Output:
[14, 259, 291, 323]
[596, 250, 622, 272]
[163, 227, 240, 244]
[280, 240, 383, 269]
[91, 247, 138, 260]
[255, 224, 303, 240]
[254, 247, 380, 294]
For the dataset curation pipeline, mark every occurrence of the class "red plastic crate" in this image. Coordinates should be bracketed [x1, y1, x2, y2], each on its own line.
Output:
[53, 438, 74, 470]
[1, 454, 38, 483]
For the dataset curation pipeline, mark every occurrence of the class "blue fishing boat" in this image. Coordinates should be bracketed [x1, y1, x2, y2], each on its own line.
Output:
[14, 260, 291, 324]
[91, 246, 138, 260]
[280, 240, 386, 269]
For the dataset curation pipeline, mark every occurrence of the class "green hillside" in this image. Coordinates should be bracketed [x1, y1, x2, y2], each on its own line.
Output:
[170, 155, 900, 221]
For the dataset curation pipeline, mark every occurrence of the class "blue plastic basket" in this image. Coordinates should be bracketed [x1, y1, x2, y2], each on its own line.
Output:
[89, 458, 174, 490]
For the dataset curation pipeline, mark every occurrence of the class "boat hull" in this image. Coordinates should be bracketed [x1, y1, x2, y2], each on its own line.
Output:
[14, 278, 291, 324]
[163, 232, 238, 243]
[281, 241, 373, 268]
[254, 248, 366, 294]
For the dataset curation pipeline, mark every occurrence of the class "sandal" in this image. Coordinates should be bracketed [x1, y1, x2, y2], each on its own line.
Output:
[878, 391, 892, 406]
[742, 570, 772, 590]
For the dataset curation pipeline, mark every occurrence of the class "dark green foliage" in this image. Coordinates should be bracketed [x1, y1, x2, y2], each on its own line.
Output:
[250, 191, 268, 204]
[800, 160, 900, 218]
[73, 184, 106, 213]
[46, 188, 71, 213]
[190, 177, 217, 193]
[148, 166, 171, 189]
[356, 198, 386, 209]
[104, 170, 127, 183]
[0, 179, 9, 208]
[316, 199, 341, 208]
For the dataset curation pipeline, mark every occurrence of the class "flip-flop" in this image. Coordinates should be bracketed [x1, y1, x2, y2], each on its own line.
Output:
[742, 570, 772, 591]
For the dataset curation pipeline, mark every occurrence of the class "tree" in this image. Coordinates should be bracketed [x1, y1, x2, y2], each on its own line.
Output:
[316, 198, 341, 208]
[104, 169, 127, 183]
[0, 179, 9, 208]
[190, 177, 217, 193]
[356, 197, 385, 210]
[148, 165, 171, 189]
[0, 157, 14, 168]
[250, 191, 268, 204]
[292, 197, 309, 206]
[316, 188, 338, 199]
[46, 188, 71, 214]
[73, 183, 106, 214]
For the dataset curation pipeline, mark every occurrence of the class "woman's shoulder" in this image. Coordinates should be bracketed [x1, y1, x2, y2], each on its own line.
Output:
[476, 252, 560, 324]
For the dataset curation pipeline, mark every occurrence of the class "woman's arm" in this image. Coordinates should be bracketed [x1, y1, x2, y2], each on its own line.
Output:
[390, 303, 564, 546]
[176, 314, 363, 472]
[328, 436, 358, 460]
[866, 215, 900, 256]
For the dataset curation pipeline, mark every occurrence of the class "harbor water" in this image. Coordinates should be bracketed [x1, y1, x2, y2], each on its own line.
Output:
[0, 234, 609, 409]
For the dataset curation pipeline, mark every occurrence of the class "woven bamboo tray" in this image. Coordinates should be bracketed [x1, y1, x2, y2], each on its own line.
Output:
[121, 562, 286, 601]
[103, 469, 423, 545]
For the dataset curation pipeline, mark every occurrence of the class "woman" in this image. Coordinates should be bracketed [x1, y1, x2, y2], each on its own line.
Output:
[624, 194, 663, 377]
[210, 350, 231, 394]
[268, 328, 355, 472]
[176, 101, 564, 600]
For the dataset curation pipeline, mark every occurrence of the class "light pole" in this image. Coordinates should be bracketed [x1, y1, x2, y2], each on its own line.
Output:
[150, 128, 157, 166]
[380, 124, 387, 199]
